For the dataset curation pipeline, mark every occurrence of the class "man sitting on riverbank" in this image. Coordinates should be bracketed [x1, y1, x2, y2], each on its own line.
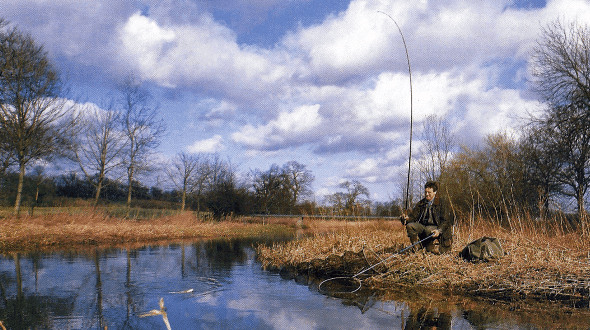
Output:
[401, 181, 453, 254]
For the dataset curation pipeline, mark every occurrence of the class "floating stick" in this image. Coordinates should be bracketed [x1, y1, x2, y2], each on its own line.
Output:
[169, 288, 194, 294]
[139, 297, 172, 330]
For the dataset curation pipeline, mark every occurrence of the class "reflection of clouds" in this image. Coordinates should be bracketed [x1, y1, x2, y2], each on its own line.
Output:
[227, 296, 265, 312]
[269, 310, 318, 330]
[223, 269, 405, 330]
[227, 294, 320, 329]
[199, 310, 220, 324]
[196, 294, 218, 306]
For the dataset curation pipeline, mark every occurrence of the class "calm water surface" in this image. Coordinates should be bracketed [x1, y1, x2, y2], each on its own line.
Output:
[0, 239, 587, 329]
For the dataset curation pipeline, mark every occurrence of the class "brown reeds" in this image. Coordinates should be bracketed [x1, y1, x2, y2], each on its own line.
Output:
[256, 217, 590, 307]
[0, 210, 296, 253]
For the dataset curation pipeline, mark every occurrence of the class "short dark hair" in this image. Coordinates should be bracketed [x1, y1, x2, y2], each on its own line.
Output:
[424, 180, 438, 192]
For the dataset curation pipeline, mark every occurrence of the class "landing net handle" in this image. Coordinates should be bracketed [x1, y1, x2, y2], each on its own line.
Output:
[318, 234, 435, 294]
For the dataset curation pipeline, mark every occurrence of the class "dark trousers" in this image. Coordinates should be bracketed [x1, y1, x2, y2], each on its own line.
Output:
[406, 222, 441, 253]
[406, 222, 439, 240]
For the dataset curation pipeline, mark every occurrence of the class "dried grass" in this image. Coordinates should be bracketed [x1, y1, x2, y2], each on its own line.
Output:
[256, 217, 590, 306]
[257, 220, 406, 266]
[0, 210, 294, 253]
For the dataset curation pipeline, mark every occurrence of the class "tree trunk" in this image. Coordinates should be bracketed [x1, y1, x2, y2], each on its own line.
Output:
[578, 194, 586, 217]
[94, 179, 103, 208]
[13, 162, 26, 216]
[126, 165, 134, 217]
[94, 146, 108, 208]
[578, 185, 587, 234]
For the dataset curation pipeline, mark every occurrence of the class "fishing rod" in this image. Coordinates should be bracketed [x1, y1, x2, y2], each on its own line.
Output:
[378, 11, 414, 213]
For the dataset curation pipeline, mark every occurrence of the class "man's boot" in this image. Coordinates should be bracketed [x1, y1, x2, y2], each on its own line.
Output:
[409, 235, 422, 253]
[425, 239, 440, 254]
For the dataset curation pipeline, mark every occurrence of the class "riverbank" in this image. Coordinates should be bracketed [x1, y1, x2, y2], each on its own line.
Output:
[0, 211, 300, 253]
[256, 219, 590, 307]
[4, 211, 589, 307]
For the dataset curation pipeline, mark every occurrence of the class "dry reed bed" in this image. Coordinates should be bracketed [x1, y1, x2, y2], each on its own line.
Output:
[0, 212, 294, 252]
[256, 219, 590, 305]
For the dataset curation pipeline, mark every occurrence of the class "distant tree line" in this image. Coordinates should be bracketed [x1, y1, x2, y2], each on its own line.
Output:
[0, 156, 403, 218]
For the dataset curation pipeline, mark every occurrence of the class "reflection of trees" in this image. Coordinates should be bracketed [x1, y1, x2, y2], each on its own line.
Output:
[205, 240, 247, 268]
[0, 249, 142, 330]
[462, 309, 504, 330]
[0, 239, 260, 328]
[403, 306, 451, 330]
[124, 250, 134, 327]
[0, 253, 75, 329]
[187, 240, 248, 275]
[94, 251, 105, 329]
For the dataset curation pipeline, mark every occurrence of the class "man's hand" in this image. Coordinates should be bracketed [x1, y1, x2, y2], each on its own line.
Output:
[400, 214, 409, 225]
[431, 229, 440, 238]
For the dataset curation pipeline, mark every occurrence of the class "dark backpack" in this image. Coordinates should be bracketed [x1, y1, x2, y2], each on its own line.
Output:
[460, 237, 504, 262]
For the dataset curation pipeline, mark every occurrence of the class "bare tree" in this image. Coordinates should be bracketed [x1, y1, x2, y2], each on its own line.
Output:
[207, 154, 229, 193]
[0, 21, 77, 215]
[520, 126, 562, 218]
[324, 180, 370, 216]
[0, 18, 12, 173]
[204, 156, 246, 218]
[250, 161, 315, 214]
[251, 164, 290, 214]
[531, 19, 590, 110]
[442, 132, 547, 224]
[340, 180, 370, 215]
[282, 161, 314, 205]
[324, 192, 345, 215]
[192, 157, 212, 214]
[29, 165, 46, 216]
[166, 152, 209, 211]
[0, 132, 14, 176]
[418, 114, 455, 182]
[531, 19, 590, 217]
[539, 104, 590, 216]
[74, 103, 126, 207]
[118, 77, 166, 215]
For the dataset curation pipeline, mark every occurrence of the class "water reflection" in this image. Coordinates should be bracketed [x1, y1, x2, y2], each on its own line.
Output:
[0, 240, 587, 329]
[0, 240, 254, 329]
[403, 306, 451, 330]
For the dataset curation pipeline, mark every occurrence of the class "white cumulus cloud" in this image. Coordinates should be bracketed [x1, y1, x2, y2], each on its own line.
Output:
[187, 135, 225, 153]
[117, 12, 295, 100]
[232, 104, 322, 149]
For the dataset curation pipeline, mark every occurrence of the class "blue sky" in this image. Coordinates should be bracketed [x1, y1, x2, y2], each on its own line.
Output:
[1, 0, 588, 203]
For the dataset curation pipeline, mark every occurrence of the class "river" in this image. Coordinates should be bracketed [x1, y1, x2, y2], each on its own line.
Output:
[0, 239, 587, 329]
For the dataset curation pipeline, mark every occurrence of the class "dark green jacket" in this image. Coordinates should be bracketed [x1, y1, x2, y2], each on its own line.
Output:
[407, 193, 454, 249]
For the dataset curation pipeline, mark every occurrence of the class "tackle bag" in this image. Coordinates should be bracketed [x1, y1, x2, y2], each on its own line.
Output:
[460, 237, 504, 262]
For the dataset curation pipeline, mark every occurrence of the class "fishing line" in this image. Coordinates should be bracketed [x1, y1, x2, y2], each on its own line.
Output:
[378, 11, 414, 212]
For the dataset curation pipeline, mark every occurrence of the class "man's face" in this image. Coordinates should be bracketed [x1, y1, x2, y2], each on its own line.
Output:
[425, 187, 436, 201]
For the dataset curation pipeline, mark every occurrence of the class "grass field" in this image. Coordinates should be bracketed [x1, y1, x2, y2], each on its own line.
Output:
[0, 209, 300, 253]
